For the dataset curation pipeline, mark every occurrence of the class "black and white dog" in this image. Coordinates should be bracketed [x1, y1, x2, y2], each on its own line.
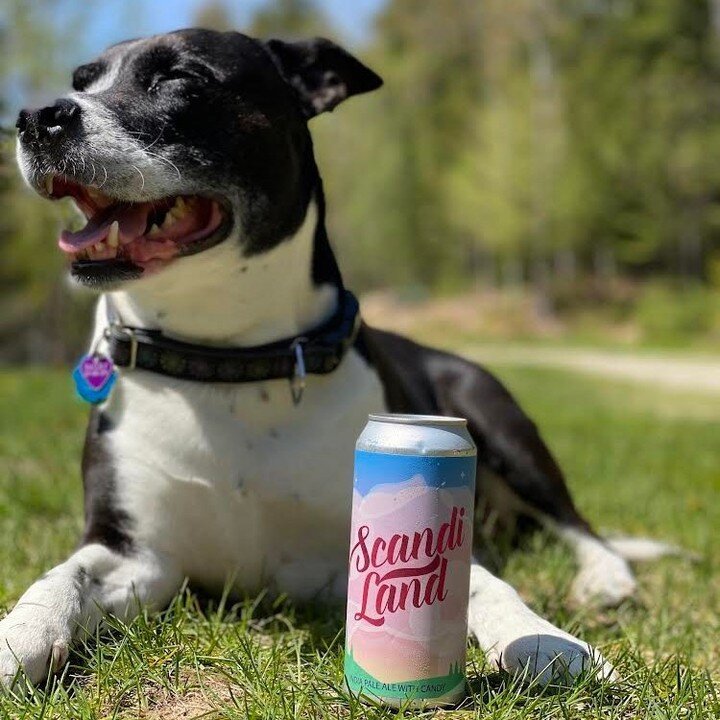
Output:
[6, 28, 658, 689]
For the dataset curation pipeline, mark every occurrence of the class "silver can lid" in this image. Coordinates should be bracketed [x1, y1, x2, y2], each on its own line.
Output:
[368, 413, 467, 426]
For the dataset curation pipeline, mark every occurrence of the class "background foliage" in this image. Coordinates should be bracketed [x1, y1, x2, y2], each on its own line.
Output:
[2, 0, 720, 361]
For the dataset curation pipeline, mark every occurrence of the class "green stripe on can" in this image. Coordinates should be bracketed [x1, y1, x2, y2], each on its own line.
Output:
[344, 646, 466, 703]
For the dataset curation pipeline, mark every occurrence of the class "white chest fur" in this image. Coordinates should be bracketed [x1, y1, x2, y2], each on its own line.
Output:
[102, 349, 386, 598]
[85, 199, 388, 598]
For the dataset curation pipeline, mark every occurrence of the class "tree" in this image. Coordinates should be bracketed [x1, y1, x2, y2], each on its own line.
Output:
[249, 0, 329, 38]
[193, 1, 235, 32]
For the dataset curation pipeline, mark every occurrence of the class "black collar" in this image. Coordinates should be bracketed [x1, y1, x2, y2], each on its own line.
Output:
[105, 289, 360, 399]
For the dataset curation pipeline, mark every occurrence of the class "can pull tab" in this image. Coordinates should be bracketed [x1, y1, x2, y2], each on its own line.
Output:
[290, 337, 306, 405]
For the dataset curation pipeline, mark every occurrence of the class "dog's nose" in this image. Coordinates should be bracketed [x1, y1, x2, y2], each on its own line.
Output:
[17, 98, 81, 144]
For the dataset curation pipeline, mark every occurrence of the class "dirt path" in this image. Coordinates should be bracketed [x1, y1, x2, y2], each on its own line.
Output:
[462, 345, 720, 394]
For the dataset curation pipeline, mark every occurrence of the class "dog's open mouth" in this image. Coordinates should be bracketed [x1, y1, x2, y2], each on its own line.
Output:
[46, 176, 230, 282]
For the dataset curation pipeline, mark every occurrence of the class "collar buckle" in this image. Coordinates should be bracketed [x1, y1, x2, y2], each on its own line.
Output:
[289, 337, 307, 405]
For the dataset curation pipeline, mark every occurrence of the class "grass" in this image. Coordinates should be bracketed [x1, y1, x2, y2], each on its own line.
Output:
[0, 366, 718, 718]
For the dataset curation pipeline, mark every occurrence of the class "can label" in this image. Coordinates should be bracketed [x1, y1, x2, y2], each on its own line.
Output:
[345, 450, 476, 703]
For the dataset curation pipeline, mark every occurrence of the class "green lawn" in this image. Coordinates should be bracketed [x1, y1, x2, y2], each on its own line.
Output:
[0, 367, 718, 719]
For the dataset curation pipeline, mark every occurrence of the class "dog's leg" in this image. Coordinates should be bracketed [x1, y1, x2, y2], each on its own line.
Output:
[0, 543, 181, 688]
[441, 360, 639, 607]
[467, 560, 616, 685]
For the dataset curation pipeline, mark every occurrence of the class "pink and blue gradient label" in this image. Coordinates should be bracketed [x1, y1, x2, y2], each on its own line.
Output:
[345, 450, 476, 702]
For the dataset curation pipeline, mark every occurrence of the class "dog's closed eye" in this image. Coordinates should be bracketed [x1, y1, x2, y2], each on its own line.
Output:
[148, 66, 211, 94]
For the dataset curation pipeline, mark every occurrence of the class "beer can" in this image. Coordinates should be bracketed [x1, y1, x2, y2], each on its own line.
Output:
[344, 413, 477, 707]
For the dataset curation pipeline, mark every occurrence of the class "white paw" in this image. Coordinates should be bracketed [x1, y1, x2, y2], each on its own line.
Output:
[469, 594, 616, 686]
[570, 552, 637, 608]
[493, 621, 617, 686]
[0, 614, 70, 689]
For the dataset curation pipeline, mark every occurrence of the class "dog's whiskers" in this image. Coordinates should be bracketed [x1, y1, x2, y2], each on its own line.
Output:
[137, 124, 167, 153]
[142, 149, 182, 182]
[131, 164, 146, 191]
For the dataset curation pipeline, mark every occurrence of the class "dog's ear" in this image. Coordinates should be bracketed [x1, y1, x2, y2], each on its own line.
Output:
[265, 37, 383, 118]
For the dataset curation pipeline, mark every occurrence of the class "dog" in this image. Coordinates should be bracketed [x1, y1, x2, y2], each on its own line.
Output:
[5, 28, 660, 690]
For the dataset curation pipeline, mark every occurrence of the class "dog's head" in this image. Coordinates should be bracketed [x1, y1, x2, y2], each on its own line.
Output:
[15, 29, 381, 289]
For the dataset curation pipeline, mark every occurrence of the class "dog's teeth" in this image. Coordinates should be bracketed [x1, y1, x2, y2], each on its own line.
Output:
[87, 246, 98, 259]
[107, 221, 119, 247]
[44, 175, 54, 195]
[148, 223, 162, 237]
[162, 213, 177, 229]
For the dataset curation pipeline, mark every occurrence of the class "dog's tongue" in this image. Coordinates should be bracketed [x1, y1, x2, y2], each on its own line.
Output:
[58, 203, 149, 252]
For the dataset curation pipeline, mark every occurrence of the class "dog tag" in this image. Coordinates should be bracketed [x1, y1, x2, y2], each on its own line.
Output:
[73, 353, 117, 404]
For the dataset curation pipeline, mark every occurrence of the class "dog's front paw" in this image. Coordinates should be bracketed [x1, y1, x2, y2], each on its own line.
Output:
[470, 599, 616, 686]
[494, 625, 617, 687]
[0, 615, 69, 689]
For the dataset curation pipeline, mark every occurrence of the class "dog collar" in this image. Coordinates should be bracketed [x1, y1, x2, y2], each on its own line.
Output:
[99, 289, 360, 403]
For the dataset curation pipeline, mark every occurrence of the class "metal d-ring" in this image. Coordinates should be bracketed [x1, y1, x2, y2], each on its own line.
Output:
[289, 337, 307, 405]
[110, 324, 138, 370]
[90, 327, 111, 358]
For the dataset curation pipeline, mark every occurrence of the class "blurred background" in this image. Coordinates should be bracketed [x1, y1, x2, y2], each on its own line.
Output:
[2, 0, 720, 361]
